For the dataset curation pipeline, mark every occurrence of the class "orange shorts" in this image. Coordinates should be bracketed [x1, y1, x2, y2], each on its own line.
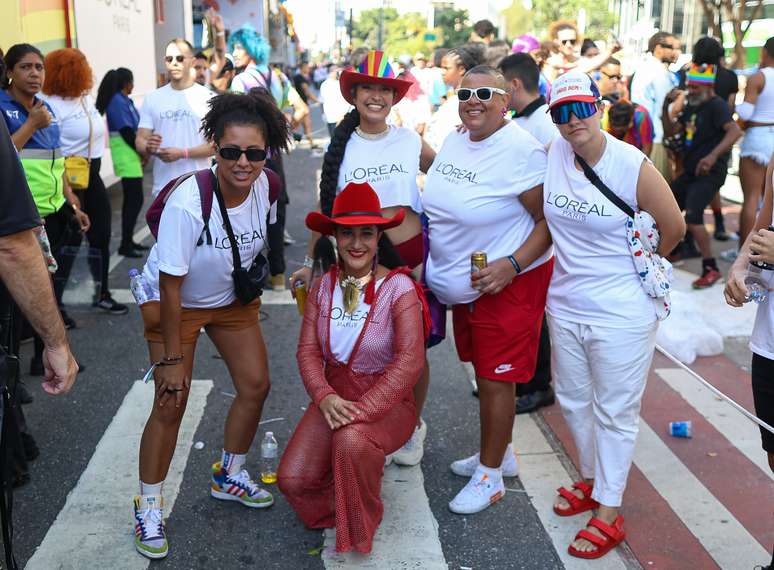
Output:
[140, 299, 261, 345]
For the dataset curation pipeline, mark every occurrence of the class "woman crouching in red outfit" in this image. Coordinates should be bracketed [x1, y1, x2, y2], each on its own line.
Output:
[278, 181, 428, 554]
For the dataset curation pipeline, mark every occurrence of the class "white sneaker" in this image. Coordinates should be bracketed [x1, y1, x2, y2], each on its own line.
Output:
[392, 419, 427, 466]
[448, 469, 505, 515]
[450, 448, 519, 478]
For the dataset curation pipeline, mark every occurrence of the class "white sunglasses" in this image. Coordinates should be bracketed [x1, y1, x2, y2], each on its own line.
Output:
[456, 87, 507, 102]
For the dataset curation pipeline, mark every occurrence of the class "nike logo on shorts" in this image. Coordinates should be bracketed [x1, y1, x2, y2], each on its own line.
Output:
[494, 364, 514, 374]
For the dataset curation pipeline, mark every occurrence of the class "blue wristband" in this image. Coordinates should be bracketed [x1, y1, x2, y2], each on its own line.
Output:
[507, 255, 521, 275]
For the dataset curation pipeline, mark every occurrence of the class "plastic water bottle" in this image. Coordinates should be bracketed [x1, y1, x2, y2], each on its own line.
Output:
[260, 431, 278, 484]
[128, 268, 151, 305]
[745, 264, 769, 304]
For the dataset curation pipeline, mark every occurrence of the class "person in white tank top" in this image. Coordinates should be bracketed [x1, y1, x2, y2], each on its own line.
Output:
[542, 71, 685, 559]
[724, 155, 774, 511]
[736, 37, 774, 247]
[290, 50, 436, 467]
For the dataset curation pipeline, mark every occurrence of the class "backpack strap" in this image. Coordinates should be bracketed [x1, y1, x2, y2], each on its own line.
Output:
[194, 169, 216, 246]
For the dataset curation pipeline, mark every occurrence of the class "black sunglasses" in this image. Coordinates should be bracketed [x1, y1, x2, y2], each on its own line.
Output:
[560, 38, 577, 45]
[218, 146, 268, 162]
[165, 55, 186, 64]
[658, 43, 676, 50]
[602, 72, 623, 81]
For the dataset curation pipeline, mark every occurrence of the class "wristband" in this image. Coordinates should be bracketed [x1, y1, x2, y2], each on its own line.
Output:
[183, 148, 190, 159]
[507, 255, 521, 275]
[216, 31, 225, 37]
[303, 255, 314, 269]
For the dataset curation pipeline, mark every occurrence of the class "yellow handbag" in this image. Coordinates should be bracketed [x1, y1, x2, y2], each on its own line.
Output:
[64, 97, 92, 190]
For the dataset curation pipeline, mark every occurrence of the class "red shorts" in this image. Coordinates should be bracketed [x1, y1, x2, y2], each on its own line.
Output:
[452, 259, 553, 383]
[393, 233, 424, 269]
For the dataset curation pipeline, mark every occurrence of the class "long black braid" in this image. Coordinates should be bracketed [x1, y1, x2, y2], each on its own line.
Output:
[316, 107, 406, 271]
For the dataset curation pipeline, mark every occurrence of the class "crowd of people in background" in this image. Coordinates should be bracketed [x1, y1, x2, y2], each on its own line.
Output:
[1, 9, 774, 569]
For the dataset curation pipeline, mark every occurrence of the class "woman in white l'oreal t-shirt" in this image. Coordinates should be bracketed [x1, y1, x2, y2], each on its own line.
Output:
[132, 91, 289, 561]
[725, 154, 774, 502]
[291, 50, 436, 467]
[423, 66, 553, 516]
[542, 71, 684, 559]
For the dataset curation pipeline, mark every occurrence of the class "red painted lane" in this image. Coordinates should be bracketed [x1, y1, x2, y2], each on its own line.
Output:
[540, 399, 718, 569]
[642, 364, 774, 551]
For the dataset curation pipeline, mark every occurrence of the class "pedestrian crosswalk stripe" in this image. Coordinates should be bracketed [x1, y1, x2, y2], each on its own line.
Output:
[321, 463, 446, 569]
[632, 421, 769, 567]
[26, 380, 212, 569]
[656, 367, 774, 481]
[515, 414, 631, 569]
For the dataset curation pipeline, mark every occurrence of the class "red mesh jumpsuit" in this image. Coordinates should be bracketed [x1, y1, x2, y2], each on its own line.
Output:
[278, 267, 425, 554]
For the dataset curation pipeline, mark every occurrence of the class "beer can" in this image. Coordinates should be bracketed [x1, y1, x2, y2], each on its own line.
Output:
[294, 280, 307, 316]
[471, 251, 487, 274]
[668, 421, 692, 438]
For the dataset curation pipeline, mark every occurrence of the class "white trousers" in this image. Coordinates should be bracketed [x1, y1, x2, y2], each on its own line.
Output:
[548, 314, 658, 507]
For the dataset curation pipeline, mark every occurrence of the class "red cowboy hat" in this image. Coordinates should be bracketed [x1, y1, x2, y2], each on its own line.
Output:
[305, 182, 405, 236]
[339, 50, 413, 105]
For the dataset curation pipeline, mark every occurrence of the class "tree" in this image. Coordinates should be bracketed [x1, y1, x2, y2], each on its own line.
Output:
[529, 0, 616, 41]
[696, 0, 765, 68]
[434, 8, 471, 48]
[351, 9, 437, 58]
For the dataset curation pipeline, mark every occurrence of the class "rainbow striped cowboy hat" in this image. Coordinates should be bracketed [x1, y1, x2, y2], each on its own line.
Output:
[339, 50, 412, 105]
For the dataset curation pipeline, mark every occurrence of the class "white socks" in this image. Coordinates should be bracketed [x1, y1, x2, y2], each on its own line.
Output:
[140, 480, 163, 496]
[222, 450, 246, 475]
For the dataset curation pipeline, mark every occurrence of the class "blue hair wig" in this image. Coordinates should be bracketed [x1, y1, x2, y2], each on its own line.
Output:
[228, 25, 271, 66]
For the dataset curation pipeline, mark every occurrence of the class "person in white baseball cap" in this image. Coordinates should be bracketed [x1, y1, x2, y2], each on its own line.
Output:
[542, 70, 685, 559]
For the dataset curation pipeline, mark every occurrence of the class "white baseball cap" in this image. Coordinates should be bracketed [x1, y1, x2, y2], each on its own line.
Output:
[547, 70, 601, 109]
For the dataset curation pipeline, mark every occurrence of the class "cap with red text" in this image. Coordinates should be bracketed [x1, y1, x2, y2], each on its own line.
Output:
[547, 70, 601, 109]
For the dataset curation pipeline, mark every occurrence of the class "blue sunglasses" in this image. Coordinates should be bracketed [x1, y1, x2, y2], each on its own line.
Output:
[550, 100, 600, 124]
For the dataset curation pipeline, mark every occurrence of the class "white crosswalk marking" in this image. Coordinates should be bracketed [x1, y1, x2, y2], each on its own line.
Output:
[656, 367, 774, 481]
[321, 464, 447, 569]
[26, 380, 212, 570]
[515, 415, 631, 569]
[632, 421, 769, 567]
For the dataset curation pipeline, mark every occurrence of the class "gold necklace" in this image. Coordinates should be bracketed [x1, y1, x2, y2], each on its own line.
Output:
[355, 126, 390, 140]
[339, 272, 373, 314]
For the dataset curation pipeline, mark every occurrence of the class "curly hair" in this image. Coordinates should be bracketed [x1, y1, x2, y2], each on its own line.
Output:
[317, 107, 405, 270]
[42, 48, 93, 98]
[200, 89, 289, 155]
[228, 25, 270, 66]
[548, 20, 578, 41]
[3, 44, 44, 89]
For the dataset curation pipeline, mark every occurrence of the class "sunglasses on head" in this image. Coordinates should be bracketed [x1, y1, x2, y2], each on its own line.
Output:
[549, 100, 599, 124]
[165, 55, 186, 64]
[456, 87, 507, 102]
[560, 38, 577, 45]
[218, 146, 268, 162]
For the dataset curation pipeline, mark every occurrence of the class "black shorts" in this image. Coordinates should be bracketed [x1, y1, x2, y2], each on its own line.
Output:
[671, 172, 726, 225]
[751, 352, 774, 453]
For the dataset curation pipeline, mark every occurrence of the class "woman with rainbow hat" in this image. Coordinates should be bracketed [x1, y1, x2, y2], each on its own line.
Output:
[290, 50, 436, 466]
[278, 181, 428, 554]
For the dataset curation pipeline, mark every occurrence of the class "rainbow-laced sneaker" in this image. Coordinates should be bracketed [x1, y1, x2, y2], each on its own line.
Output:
[133, 495, 168, 559]
[210, 462, 274, 508]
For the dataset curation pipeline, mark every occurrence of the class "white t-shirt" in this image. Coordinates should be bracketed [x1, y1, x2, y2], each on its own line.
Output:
[543, 132, 656, 327]
[319, 78, 351, 124]
[138, 83, 214, 195]
[750, 169, 774, 359]
[423, 120, 550, 305]
[424, 94, 460, 151]
[391, 95, 432, 131]
[328, 278, 384, 364]
[515, 103, 558, 148]
[337, 126, 422, 213]
[42, 94, 106, 158]
[142, 167, 275, 309]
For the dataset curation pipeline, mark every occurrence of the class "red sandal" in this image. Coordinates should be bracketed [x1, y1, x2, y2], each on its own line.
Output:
[568, 515, 626, 559]
[553, 481, 599, 516]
